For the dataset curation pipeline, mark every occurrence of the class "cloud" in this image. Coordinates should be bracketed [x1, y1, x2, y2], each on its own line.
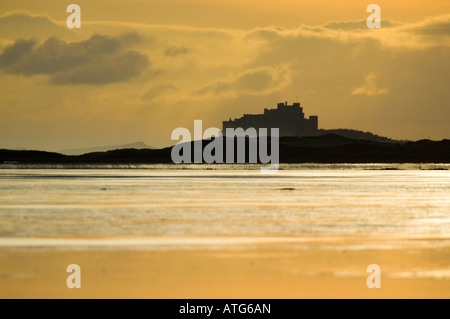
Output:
[0, 33, 150, 85]
[0, 12, 69, 40]
[352, 74, 389, 96]
[405, 14, 450, 36]
[323, 19, 397, 31]
[245, 14, 450, 49]
[0, 39, 35, 67]
[195, 65, 292, 97]
[164, 45, 191, 57]
[142, 83, 179, 101]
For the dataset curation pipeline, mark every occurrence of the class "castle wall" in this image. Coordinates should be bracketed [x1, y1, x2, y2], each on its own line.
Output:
[222, 102, 319, 137]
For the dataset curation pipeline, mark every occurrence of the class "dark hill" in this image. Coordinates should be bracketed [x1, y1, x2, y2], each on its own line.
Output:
[1, 135, 449, 164]
[318, 129, 396, 143]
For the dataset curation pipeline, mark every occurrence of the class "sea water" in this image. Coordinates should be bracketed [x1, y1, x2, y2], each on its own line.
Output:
[0, 164, 449, 250]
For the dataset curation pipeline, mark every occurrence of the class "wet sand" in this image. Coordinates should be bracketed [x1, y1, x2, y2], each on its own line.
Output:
[1, 238, 449, 299]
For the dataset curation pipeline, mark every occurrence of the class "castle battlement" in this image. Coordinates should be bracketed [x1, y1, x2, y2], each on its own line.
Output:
[223, 101, 318, 137]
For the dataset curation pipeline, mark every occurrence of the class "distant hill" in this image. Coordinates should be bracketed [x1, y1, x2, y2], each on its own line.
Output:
[318, 129, 398, 143]
[1, 135, 449, 164]
[60, 142, 154, 155]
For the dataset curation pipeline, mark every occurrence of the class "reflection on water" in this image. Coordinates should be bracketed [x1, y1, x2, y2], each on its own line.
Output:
[0, 164, 449, 249]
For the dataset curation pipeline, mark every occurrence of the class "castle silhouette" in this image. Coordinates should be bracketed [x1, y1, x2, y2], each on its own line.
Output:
[222, 101, 318, 136]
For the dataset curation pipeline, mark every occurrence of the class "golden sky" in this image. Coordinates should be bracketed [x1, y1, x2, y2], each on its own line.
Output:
[0, 0, 449, 150]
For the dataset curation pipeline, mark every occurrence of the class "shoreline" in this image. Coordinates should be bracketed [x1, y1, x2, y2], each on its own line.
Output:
[0, 234, 449, 250]
[1, 163, 450, 170]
